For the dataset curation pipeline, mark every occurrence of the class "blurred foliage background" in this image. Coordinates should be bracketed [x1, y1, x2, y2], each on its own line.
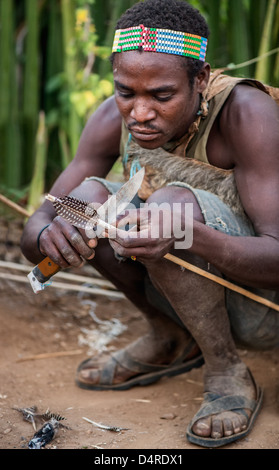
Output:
[0, 0, 278, 212]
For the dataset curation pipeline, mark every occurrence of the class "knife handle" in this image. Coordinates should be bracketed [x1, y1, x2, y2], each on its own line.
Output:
[32, 257, 61, 283]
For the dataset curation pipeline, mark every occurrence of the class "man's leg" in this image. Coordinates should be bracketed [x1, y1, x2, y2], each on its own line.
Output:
[70, 179, 201, 388]
[143, 186, 259, 443]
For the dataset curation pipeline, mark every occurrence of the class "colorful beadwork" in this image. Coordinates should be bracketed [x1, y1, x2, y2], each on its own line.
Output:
[112, 24, 208, 61]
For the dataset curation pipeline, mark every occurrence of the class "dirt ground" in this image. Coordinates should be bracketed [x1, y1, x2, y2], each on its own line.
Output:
[0, 219, 279, 451]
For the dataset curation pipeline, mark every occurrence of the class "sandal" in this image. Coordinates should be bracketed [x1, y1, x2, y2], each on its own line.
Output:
[186, 369, 263, 448]
[76, 339, 204, 391]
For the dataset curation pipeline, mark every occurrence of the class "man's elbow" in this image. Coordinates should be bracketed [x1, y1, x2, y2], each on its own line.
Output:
[20, 231, 34, 264]
[20, 219, 41, 265]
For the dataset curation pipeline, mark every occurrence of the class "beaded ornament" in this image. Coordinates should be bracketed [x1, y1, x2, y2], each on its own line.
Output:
[112, 24, 208, 61]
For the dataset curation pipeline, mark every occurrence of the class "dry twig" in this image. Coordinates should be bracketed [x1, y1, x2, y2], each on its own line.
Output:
[16, 349, 84, 362]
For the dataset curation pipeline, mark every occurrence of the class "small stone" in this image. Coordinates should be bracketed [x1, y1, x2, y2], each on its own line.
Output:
[160, 413, 176, 420]
[3, 428, 12, 434]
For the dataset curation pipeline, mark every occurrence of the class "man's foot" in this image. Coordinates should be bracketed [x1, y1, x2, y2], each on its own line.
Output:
[76, 331, 203, 390]
[187, 363, 263, 447]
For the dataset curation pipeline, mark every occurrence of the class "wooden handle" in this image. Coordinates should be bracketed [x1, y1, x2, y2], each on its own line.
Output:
[32, 257, 61, 283]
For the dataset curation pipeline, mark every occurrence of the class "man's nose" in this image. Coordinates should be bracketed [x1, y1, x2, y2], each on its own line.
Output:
[130, 98, 156, 122]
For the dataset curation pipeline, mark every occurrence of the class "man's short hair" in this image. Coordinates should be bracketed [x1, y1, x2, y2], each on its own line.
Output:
[111, 0, 210, 86]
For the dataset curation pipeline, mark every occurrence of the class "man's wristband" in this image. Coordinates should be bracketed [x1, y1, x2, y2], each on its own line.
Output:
[37, 224, 50, 256]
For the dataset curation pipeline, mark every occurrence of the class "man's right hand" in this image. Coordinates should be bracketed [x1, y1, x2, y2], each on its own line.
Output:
[38, 216, 96, 269]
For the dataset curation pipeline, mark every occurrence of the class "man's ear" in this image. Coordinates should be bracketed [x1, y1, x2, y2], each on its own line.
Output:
[196, 63, 210, 93]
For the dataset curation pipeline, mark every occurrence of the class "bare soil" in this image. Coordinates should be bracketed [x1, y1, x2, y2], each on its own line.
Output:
[0, 218, 279, 450]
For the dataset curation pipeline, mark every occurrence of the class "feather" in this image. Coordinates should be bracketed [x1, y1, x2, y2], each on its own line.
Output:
[45, 195, 98, 229]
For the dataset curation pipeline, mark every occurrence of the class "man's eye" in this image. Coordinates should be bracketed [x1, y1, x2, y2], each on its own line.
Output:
[155, 94, 173, 102]
[118, 90, 133, 99]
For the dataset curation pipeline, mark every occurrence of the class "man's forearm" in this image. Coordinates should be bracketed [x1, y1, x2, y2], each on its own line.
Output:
[20, 205, 57, 264]
[189, 221, 279, 290]
[21, 95, 122, 264]
[20, 159, 112, 264]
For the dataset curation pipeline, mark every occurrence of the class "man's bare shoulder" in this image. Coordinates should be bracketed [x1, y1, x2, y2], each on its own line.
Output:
[223, 83, 278, 120]
[218, 83, 279, 168]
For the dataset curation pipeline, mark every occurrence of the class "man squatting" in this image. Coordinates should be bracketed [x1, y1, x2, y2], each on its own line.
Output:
[21, 0, 279, 448]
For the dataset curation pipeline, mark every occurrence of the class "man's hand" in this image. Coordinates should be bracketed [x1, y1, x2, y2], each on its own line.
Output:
[105, 206, 181, 261]
[38, 216, 96, 268]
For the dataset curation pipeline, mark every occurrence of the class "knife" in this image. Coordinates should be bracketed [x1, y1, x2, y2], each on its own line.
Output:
[27, 168, 145, 293]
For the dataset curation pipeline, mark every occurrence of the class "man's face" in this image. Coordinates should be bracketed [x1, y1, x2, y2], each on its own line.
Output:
[113, 51, 206, 149]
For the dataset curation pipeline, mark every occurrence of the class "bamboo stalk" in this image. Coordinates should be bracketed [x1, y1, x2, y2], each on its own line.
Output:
[58, 128, 72, 169]
[44, 0, 65, 176]
[0, 0, 21, 189]
[274, 49, 279, 86]
[205, 0, 222, 68]
[23, 0, 39, 118]
[255, 0, 278, 82]
[249, 0, 268, 59]
[227, 0, 251, 77]
[273, 0, 279, 85]
[0, 0, 13, 127]
[8, 2, 21, 190]
[61, 0, 81, 158]
[45, 0, 63, 106]
[27, 112, 48, 213]
[22, 0, 40, 184]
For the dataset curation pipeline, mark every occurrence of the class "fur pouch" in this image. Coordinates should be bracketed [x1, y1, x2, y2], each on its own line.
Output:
[125, 141, 244, 216]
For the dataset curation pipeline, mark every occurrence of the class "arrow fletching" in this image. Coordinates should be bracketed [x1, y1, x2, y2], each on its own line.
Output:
[45, 194, 98, 229]
[45, 167, 145, 234]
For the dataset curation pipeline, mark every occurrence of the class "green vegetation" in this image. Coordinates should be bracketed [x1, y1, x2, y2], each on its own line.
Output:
[0, 0, 278, 211]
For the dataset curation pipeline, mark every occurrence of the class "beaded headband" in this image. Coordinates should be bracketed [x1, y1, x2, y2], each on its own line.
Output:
[112, 24, 208, 61]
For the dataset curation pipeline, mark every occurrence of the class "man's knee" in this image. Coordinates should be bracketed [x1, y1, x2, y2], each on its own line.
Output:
[146, 185, 205, 224]
[232, 322, 279, 350]
[230, 295, 279, 350]
[69, 179, 110, 205]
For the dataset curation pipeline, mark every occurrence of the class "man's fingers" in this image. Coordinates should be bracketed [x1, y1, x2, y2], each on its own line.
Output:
[88, 238, 97, 248]
[39, 216, 96, 267]
[68, 229, 95, 258]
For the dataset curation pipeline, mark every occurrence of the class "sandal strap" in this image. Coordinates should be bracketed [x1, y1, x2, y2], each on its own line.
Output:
[190, 392, 257, 426]
[99, 339, 197, 385]
[99, 356, 118, 385]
